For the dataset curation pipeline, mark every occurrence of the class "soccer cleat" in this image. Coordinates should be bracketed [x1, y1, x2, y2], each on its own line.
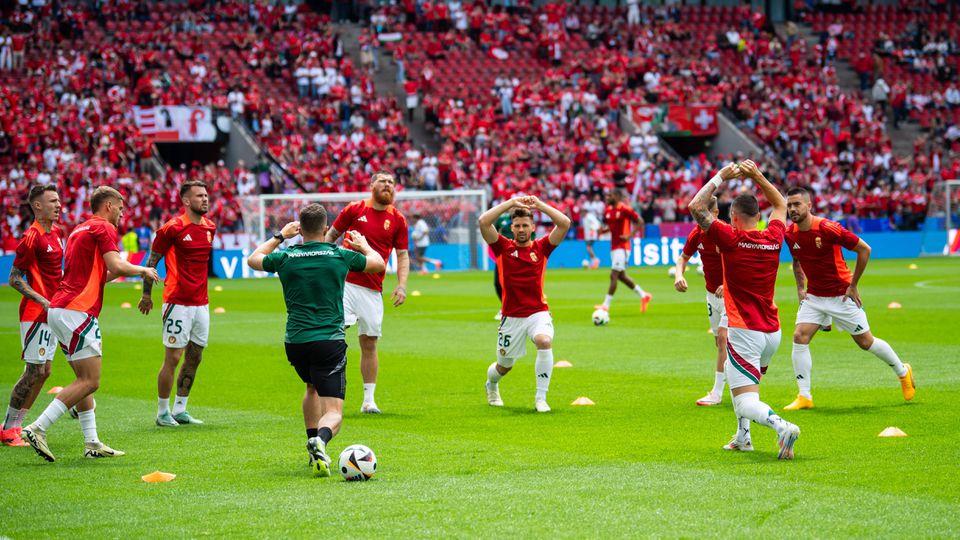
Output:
[172, 411, 204, 425]
[784, 394, 814, 410]
[722, 437, 754, 452]
[777, 423, 800, 460]
[306, 437, 331, 477]
[534, 399, 551, 413]
[640, 293, 653, 313]
[435, 261, 443, 271]
[21, 425, 55, 462]
[155, 411, 180, 427]
[486, 382, 503, 407]
[589, 258, 600, 269]
[84, 441, 126, 458]
[360, 402, 382, 414]
[899, 363, 915, 401]
[1, 427, 30, 447]
[493, 310, 502, 321]
[696, 391, 722, 406]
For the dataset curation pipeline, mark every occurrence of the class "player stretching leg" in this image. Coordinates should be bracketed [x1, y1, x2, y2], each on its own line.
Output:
[139, 181, 216, 426]
[783, 187, 915, 410]
[2, 186, 63, 447]
[595, 190, 651, 314]
[688, 161, 800, 459]
[479, 196, 571, 412]
[23, 187, 159, 462]
[674, 194, 728, 406]
[248, 205, 384, 476]
[326, 171, 409, 414]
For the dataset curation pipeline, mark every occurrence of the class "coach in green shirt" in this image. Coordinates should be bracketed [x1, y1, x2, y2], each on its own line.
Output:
[247, 203, 384, 477]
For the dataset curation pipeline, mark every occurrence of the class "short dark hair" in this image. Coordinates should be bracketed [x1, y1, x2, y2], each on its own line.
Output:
[299, 203, 328, 236]
[179, 180, 207, 198]
[28, 184, 57, 204]
[786, 186, 811, 199]
[90, 186, 123, 212]
[511, 207, 534, 221]
[731, 194, 760, 218]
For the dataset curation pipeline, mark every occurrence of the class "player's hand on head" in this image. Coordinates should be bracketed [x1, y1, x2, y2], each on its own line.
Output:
[739, 160, 761, 180]
[138, 295, 153, 315]
[391, 286, 406, 307]
[280, 221, 301, 239]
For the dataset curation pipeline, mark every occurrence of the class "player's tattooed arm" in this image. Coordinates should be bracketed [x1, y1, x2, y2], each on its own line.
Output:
[325, 226, 342, 243]
[8, 266, 49, 309]
[793, 259, 807, 302]
[138, 251, 164, 315]
[690, 162, 740, 231]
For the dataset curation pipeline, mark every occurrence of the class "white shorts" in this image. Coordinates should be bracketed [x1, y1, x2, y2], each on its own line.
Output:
[706, 292, 728, 334]
[496, 311, 554, 366]
[48, 308, 102, 362]
[796, 294, 870, 335]
[584, 228, 598, 242]
[611, 248, 628, 271]
[161, 303, 210, 348]
[20, 321, 56, 364]
[344, 282, 384, 337]
[724, 327, 781, 389]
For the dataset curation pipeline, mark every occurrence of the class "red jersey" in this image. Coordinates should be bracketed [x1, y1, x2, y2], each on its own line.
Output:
[50, 216, 120, 317]
[151, 213, 216, 306]
[785, 217, 860, 297]
[706, 219, 785, 333]
[332, 199, 409, 292]
[491, 235, 557, 318]
[604, 203, 638, 251]
[681, 226, 723, 294]
[12, 222, 64, 323]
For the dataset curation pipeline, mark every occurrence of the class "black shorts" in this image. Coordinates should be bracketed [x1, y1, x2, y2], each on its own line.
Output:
[284, 340, 348, 399]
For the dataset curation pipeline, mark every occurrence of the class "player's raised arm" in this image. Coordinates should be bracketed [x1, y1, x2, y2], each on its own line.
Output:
[478, 199, 524, 245]
[103, 251, 159, 283]
[689, 163, 740, 231]
[740, 160, 787, 224]
[346, 231, 386, 273]
[521, 196, 570, 246]
[247, 221, 300, 271]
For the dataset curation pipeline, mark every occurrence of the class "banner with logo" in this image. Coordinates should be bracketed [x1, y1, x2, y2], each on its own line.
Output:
[630, 104, 719, 137]
[132, 106, 217, 142]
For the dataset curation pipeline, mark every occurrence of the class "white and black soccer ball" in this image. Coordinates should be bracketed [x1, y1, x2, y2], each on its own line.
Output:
[591, 309, 610, 326]
[339, 444, 377, 481]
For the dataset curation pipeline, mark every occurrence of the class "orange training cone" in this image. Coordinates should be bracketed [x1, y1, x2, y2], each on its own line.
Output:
[141, 471, 177, 483]
[554, 360, 573, 368]
[571, 397, 595, 406]
[878, 427, 907, 438]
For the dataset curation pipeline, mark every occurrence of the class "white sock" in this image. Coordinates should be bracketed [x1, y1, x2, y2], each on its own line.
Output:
[601, 294, 613, 308]
[534, 349, 553, 400]
[633, 284, 646, 296]
[733, 392, 788, 434]
[158, 398, 170, 416]
[3, 406, 18, 430]
[34, 398, 68, 432]
[14, 408, 29, 429]
[487, 362, 503, 385]
[173, 395, 188, 415]
[792, 342, 813, 398]
[868, 338, 907, 377]
[363, 383, 376, 404]
[736, 415, 751, 443]
[77, 409, 99, 444]
[711, 371, 725, 396]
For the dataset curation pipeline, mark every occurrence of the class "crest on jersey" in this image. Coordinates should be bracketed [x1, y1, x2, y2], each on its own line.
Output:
[499, 348, 506, 356]
[530, 252, 538, 262]
[38, 347, 45, 356]
[815, 237, 822, 249]
[168, 336, 177, 344]
[384, 219, 391, 231]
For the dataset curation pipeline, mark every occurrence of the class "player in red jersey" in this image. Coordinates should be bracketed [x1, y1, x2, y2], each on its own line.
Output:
[2, 186, 63, 447]
[783, 187, 915, 410]
[22, 187, 159, 463]
[325, 171, 409, 414]
[595, 190, 652, 315]
[479, 196, 571, 412]
[688, 161, 800, 460]
[139, 181, 216, 426]
[674, 195, 728, 406]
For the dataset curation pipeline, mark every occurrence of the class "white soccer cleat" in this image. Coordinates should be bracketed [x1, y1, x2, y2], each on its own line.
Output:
[534, 398, 551, 413]
[485, 382, 503, 407]
[777, 423, 800, 460]
[722, 437, 754, 452]
[22, 424, 55, 462]
[360, 402, 382, 414]
[84, 441, 126, 458]
[696, 391, 722, 406]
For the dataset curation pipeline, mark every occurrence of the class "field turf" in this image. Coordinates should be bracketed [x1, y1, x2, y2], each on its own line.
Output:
[1, 258, 959, 538]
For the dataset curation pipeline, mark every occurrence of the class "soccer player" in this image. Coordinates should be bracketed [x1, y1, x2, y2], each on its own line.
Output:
[783, 187, 915, 409]
[581, 206, 601, 269]
[2, 186, 63, 447]
[411, 211, 441, 274]
[22, 186, 159, 462]
[247, 204, 385, 476]
[479, 195, 571, 412]
[138, 181, 216, 426]
[595, 189, 652, 314]
[325, 171, 409, 414]
[674, 195, 728, 406]
[687, 161, 801, 459]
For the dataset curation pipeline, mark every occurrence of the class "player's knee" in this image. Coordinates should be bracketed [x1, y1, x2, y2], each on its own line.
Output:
[534, 335, 552, 349]
[81, 378, 100, 394]
[853, 333, 873, 350]
[792, 330, 811, 345]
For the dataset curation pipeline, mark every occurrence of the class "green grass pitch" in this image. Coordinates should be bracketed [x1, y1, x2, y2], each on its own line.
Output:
[1, 258, 959, 538]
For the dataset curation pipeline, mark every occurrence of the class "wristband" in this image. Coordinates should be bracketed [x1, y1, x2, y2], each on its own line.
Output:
[272, 232, 284, 242]
[708, 174, 723, 190]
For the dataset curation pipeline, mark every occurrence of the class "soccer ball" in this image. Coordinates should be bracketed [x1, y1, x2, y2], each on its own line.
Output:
[592, 309, 610, 326]
[339, 444, 377, 481]
[581, 259, 590, 268]
[667, 266, 677, 277]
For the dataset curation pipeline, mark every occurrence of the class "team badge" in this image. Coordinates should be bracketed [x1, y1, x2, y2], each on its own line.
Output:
[384, 219, 391, 231]
[38, 347, 45, 356]
[815, 237, 822, 249]
[530, 252, 538, 262]
[499, 348, 506, 356]
[168, 336, 177, 344]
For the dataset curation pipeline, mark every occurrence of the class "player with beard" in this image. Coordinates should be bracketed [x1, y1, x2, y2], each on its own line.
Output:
[325, 172, 410, 414]
[139, 181, 217, 426]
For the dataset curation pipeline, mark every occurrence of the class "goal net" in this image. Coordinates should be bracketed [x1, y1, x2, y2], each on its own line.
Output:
[239, 190, 489, 271]
[921, 181, 960, 256]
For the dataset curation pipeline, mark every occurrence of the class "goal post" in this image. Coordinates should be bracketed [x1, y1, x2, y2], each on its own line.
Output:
[240, 190, 489, 271]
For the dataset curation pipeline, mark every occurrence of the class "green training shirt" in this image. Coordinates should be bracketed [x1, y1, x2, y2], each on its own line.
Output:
[262, 241, 367, 343]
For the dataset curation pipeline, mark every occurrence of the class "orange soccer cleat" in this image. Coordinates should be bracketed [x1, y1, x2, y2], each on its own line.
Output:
[1, 427, 30, 447]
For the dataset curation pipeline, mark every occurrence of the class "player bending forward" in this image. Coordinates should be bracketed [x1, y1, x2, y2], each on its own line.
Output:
[479, 196, 571, 412]
[783, 187, 915, 410]
[688, 161, 800, 460]
[248, 204, 385, 476]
